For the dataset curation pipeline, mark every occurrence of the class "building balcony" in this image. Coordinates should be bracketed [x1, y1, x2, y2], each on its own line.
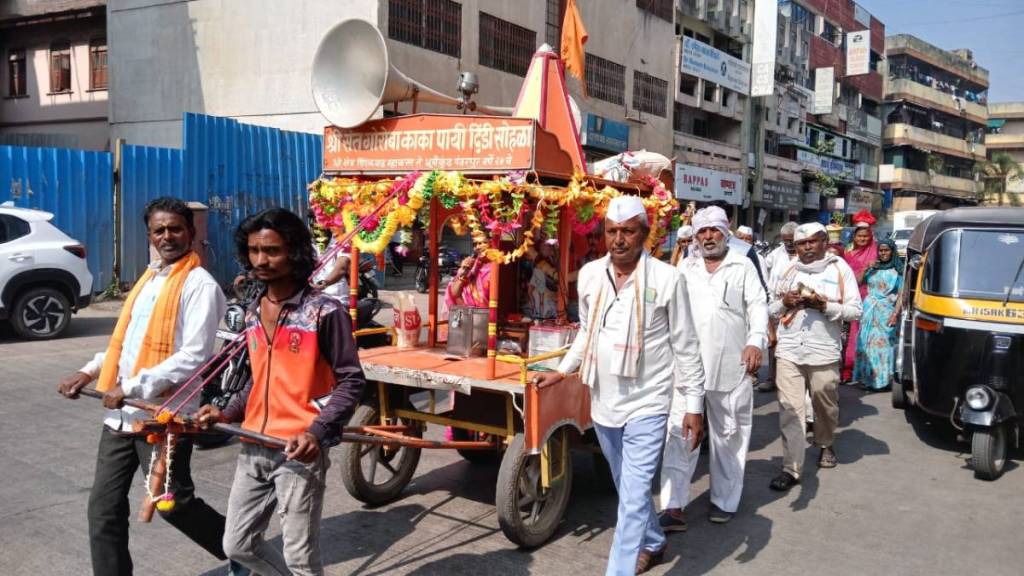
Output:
[891, 167, 981, 198]
[674, 132, 743, 172]
[885, 123, 986, 160]
[677, 81, 745, 122]
[764, 154, 804, 184]
[886, 34, 990, 88]
[988, 102, 1024, 119]
[985, 132, 1024, 150]
[886, 78, 987, 125]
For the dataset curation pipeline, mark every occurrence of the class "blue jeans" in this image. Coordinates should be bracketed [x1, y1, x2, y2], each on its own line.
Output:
[594, 414, 669, 576]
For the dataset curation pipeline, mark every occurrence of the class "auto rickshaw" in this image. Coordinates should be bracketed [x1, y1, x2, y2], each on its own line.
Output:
[892, 207, 1024, 480]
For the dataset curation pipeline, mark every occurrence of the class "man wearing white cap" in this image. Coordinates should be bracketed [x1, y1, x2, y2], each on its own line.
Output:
[758, 220, 799, 393]
[734, 225, 767, 282]
[660, 206, 767, 527]
[535, 195, 706, 575]
[767, 222, 861, 492]
[670, 225, 694, 267]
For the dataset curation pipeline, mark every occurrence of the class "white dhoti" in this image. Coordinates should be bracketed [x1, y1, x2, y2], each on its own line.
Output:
[661, 381, 753, 513]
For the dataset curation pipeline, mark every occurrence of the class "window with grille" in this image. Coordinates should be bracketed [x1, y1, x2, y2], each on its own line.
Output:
[633, 70, 667, 117]
[90, 40, 107, 90]
[585, 53, 625, 105]
[821, 20, 841, 45]
[636, 0, 673, 22]
[50, 43, 72, 93]
[479, 13, 535, 77]
[545, 0, 564, 51]
[7, 49, 26, 97]
[388, 0, 461, 58]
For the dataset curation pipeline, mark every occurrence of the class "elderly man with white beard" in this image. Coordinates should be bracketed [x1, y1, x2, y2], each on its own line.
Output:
[535, 195, 706, 575]
[659, 206, 768, 528]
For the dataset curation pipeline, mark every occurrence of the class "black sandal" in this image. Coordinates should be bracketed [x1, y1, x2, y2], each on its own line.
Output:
[769, 472, 800, 491]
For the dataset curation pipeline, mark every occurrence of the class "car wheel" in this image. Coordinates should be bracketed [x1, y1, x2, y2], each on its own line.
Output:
[11, 287, 71, 340]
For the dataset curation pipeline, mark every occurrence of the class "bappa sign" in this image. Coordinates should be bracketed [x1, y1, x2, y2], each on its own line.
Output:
[674, 164, 743, 205]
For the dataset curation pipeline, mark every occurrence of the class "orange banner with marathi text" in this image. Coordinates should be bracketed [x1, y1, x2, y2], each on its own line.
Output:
[323, 114, 537, 174]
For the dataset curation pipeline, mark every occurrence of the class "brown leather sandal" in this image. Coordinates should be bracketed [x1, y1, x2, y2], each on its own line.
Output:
[636, 545, 666, 574]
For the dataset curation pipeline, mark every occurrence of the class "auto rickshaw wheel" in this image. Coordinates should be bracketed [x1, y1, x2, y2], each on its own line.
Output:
[496, 430, 573, 548]
[338, 404, 422, 505]
[451, 428, 501, 464]
[891, 376, 908, 410]
[971, 425, 1008, 481]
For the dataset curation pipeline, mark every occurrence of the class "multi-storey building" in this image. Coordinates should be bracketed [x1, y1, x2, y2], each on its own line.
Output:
[108, 0, 677, 160]
[672, 0, 756, 222]
[671, 0, 885, 237]
[0, 0, 109, 150]
[882, 34, 988, 211]
[773, 0, 885, 227]
[984, 101, 1024, 205]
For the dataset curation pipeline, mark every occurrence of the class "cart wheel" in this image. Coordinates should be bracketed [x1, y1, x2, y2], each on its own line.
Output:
[971, 425, 1009, 481]
[338, 404, 421, 505]
[496, 430, 573, 548]
[891, 376, 908, 410]
[451, 428, 501, 465]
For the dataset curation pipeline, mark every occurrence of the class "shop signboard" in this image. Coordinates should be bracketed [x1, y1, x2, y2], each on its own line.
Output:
[581, 113, 629, 153]
[804, 190, 821, 210]
[675, 163, 744, 205]
[847, 187, 876, 213]
[812, 67, 834, 115]
[846, 30, 871, 76]
[751, 0, 778, 97]
[681, 36, 751, 95]
[797, 149, 856, 181]
[762, 180, 803, 211]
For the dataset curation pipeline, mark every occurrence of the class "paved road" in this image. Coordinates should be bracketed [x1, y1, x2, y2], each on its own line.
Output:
[1, 301, 1021, 575]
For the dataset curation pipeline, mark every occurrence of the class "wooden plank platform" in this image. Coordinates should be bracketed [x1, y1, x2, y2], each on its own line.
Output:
[357, 345, 528, 394]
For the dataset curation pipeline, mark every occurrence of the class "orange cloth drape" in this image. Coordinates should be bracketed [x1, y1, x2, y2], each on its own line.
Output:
[95, 252, 200, 392]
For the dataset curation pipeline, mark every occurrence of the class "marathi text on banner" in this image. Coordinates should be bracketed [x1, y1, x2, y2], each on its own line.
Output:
[324, 116, 536, 173]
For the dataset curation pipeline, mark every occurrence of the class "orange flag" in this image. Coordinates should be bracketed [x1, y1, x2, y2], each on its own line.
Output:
[561, 0, 588, 96]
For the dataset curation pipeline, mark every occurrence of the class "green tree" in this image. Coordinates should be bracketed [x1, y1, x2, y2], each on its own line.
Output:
[973, 152, 1024, 206]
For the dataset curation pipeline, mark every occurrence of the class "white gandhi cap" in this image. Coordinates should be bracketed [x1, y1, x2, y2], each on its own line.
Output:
[794, 222, 827, 242]
[606, 195, 648, 225]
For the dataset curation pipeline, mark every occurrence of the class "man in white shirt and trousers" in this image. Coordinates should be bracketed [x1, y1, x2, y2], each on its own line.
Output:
[767, 223, 862, 491]
[760, 221, 799, 390]
[535, 196, 706, 575]
[660, 207, 768, 528]
[58, 197, 237, 575]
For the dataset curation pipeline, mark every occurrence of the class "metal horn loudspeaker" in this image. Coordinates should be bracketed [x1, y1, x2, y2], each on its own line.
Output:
[311, 19, 510, 128]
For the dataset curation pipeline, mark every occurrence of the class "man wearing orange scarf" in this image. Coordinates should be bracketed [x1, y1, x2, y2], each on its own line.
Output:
[58, 197, 233, 576]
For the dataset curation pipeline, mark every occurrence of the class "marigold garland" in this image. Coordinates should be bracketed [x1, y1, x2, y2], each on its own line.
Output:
[308, 171, 677, 260]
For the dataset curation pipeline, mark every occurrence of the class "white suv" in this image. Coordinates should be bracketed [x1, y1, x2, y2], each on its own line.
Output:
[0, 203, 93, 339]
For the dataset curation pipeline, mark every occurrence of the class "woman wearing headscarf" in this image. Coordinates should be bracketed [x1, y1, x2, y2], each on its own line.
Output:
[852, 238, 903, 391]
[842, 209, 878, 382]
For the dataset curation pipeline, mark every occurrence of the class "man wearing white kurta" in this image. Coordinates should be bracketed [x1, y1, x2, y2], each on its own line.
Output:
[768, 223, 862, 492]
[660, 207, 768, 526]
[759, 221, 798, 394]
[535, 196, 706, 575]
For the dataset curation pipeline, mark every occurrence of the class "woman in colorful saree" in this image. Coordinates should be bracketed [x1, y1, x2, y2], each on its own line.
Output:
[853, 238, 903, 391]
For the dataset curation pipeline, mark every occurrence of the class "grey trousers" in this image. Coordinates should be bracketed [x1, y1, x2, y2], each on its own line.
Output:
[224, 442, 330, 576]
[776, 358, 840, 478]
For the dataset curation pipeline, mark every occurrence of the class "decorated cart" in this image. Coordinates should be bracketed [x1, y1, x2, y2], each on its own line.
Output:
[303, 22, 679, 547]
